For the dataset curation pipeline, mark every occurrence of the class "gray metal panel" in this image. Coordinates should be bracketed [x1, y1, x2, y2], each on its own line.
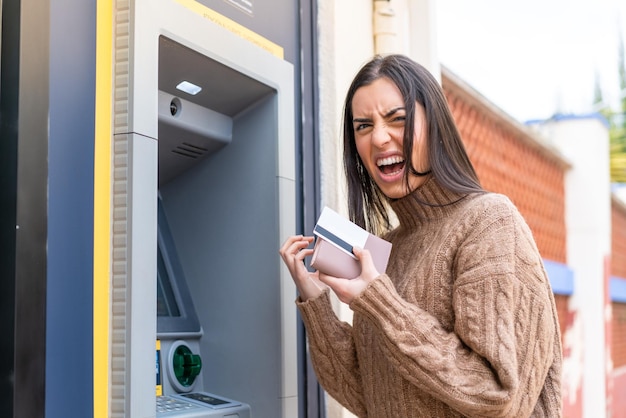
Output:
[47, 4, 96, 415]
[158, 90, 234, 185]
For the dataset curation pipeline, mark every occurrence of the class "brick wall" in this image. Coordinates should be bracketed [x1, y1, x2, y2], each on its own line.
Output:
[611, 197, 626, 368]
[442, 73, 567, 264]
[442, 69, 569, 341]
[614, 302, 626, 368]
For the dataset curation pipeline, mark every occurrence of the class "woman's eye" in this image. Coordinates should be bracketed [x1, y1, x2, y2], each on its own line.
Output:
[355, 123, 371, 132]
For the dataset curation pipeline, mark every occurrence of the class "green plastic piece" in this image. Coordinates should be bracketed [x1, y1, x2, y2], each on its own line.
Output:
[172, 344, 202, 387]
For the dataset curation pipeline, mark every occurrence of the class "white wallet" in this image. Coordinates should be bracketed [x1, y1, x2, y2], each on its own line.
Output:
[310, 207, 392, 279]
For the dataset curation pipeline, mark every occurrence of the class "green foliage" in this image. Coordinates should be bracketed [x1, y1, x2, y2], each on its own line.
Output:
[607, 32, 626, 184]
[610, 123, 626, 183]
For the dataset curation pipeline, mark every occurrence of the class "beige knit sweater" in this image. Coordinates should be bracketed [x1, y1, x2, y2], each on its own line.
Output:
[298, 177, 562, 417]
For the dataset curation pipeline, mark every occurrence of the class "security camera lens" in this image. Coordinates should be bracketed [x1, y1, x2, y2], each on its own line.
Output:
[169, 97, 182, 117]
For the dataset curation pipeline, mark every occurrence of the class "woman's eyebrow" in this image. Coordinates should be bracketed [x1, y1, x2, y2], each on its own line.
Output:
[384, 107, 405, 117]
[352, 107, 405, 123]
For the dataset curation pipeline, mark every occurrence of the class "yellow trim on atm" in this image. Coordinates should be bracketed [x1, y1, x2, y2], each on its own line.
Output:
[94, 1, 113, 417]
[175, 0, 284, 59]
[156, 340, 163, 396]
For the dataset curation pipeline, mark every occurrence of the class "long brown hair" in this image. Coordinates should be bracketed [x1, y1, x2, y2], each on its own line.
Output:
[343, 54, 482, 234]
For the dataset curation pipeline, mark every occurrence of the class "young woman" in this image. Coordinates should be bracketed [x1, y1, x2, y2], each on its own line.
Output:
[280, 54, 562, 417]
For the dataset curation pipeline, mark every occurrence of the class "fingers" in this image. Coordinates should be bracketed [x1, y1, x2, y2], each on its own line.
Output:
[278, 236, 327, 301]
[279, 237, 382, 304]
[352, 246, 380, 280]
[316, 247, 381, 304]
[279, 235, 314, 262]
[279, 235, 316, 283]
[279, 235, 311, 254]
[282, 234, 314, 251]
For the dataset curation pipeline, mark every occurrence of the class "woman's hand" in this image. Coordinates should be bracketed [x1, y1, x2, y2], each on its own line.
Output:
[279, 235, 328, 301]
[317, 246, 380, 305]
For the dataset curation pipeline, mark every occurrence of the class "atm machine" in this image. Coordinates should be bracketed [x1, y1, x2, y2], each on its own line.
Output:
[148, 25, 296, 417]
[111, 1, 298, 416]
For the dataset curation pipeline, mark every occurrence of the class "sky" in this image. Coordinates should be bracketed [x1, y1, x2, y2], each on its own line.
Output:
[436, 0, 626, 122]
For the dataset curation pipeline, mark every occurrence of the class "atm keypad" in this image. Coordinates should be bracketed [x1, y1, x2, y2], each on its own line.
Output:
[157, 395, 200, 414]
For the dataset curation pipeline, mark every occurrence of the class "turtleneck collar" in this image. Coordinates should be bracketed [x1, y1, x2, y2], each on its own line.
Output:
[389, 176, 469, 229]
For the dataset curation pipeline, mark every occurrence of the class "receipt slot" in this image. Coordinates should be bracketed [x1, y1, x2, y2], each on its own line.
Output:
[112, 1, 298, 417]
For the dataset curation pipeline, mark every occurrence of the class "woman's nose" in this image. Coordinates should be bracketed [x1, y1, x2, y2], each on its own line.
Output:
[371, 124, 391, 147]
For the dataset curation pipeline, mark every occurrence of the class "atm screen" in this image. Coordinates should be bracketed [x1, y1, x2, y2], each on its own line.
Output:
[157, 245, 180, 317]
[156, 195, 201, 335]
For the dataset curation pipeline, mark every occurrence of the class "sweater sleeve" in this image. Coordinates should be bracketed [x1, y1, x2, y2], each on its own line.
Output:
[349, 199, 559, 417]
[296, 290, 367, 417]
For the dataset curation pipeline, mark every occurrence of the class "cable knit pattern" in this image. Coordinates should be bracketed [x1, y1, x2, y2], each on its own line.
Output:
[297, 177, 562, 417]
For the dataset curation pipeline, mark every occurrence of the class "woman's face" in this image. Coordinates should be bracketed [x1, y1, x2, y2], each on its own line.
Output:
[351, 77, 429, 199]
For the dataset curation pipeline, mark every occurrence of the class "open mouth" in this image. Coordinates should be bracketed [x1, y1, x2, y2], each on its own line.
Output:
[377, 155, 405, 175]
